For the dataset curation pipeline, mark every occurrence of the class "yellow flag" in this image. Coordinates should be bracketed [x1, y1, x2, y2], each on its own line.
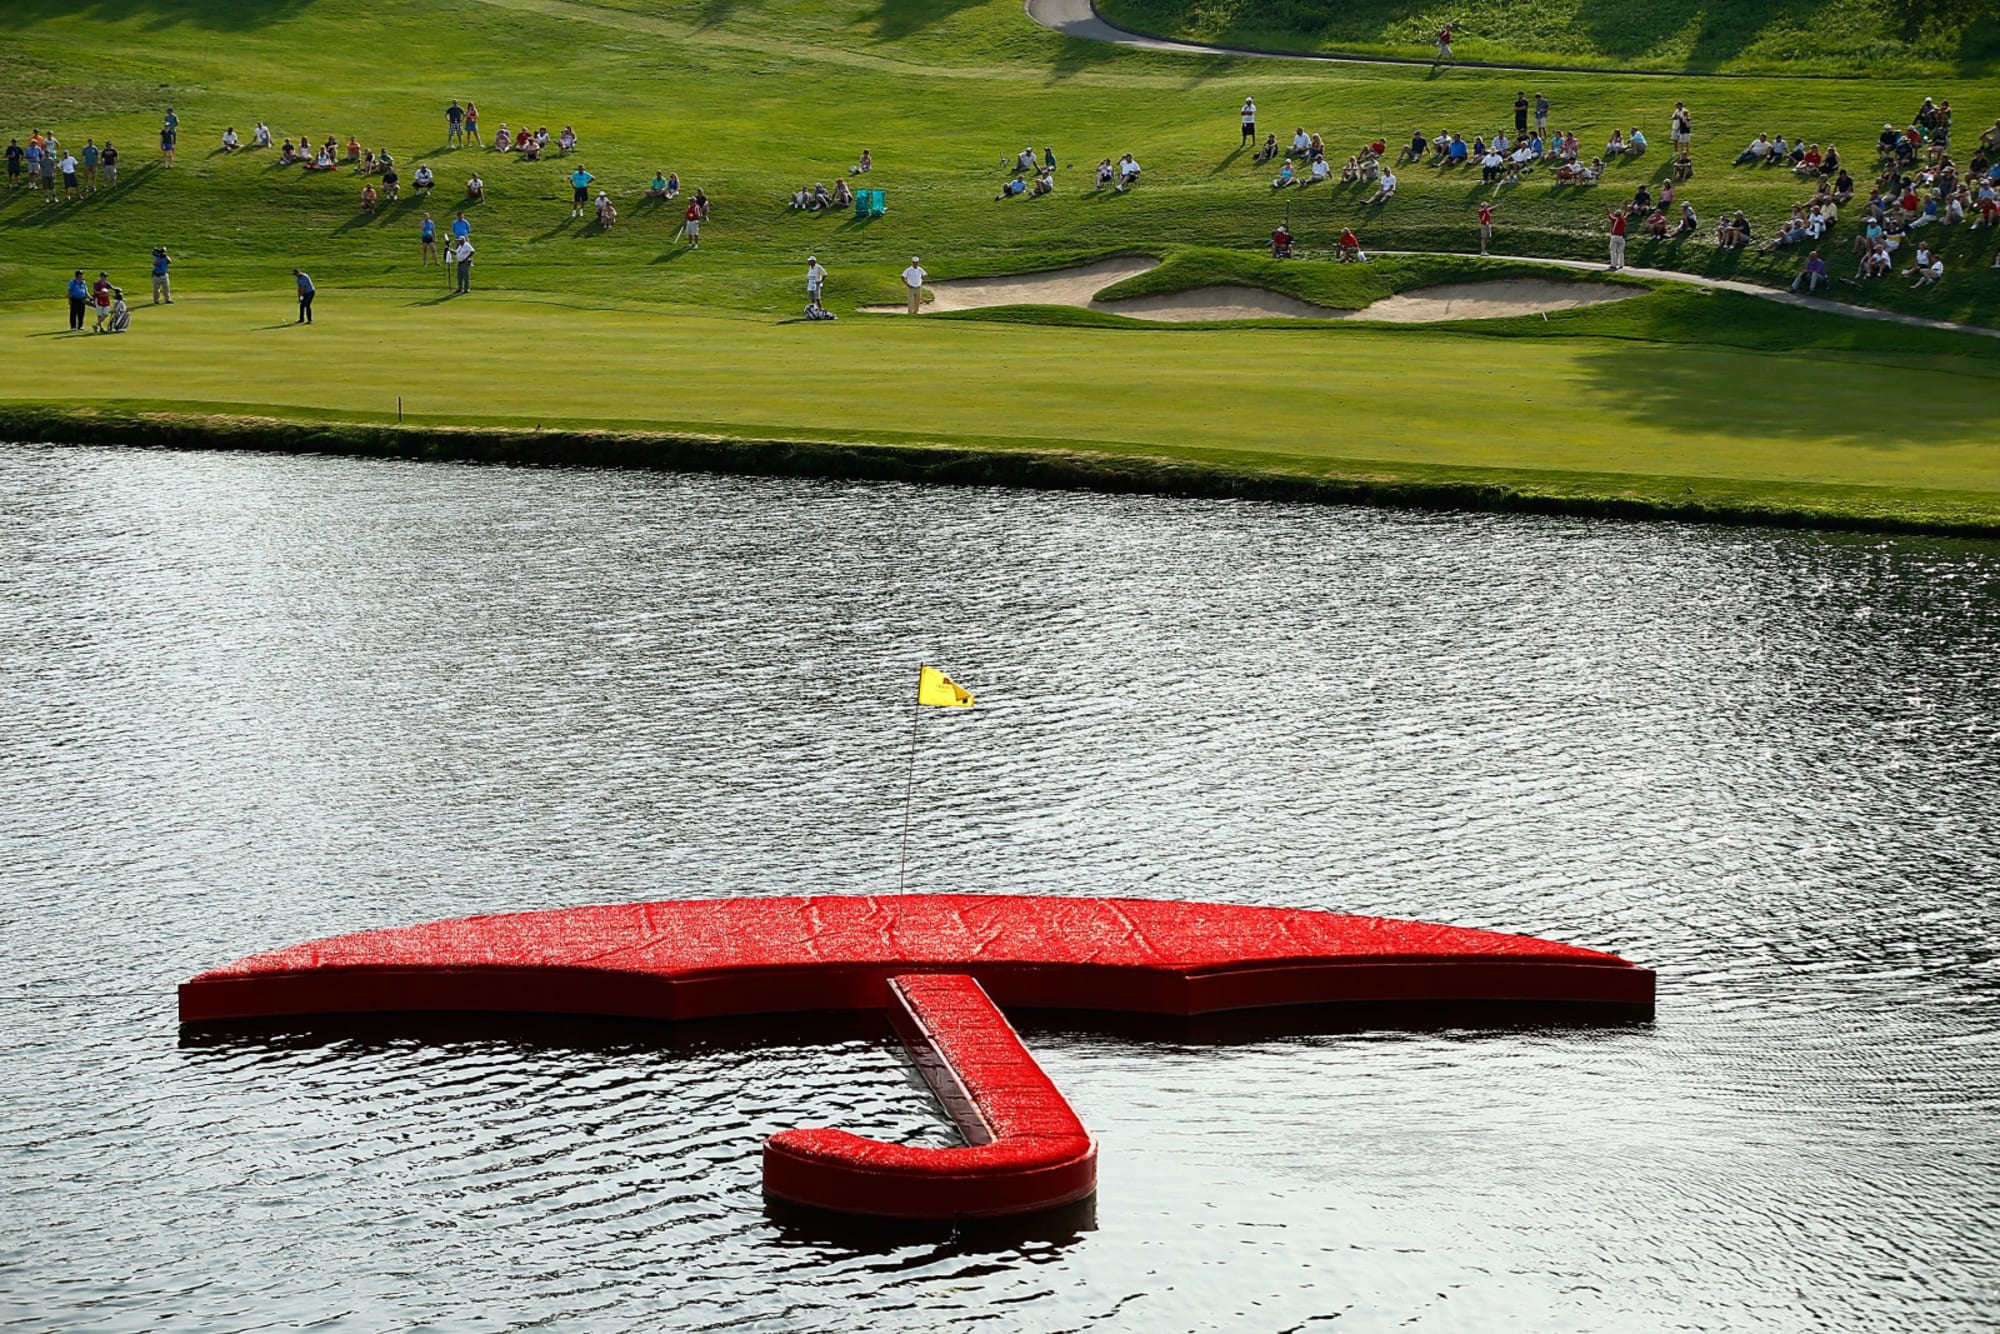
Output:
[917, 665, 974, 708]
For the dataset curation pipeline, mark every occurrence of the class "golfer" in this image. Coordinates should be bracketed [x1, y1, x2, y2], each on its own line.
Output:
[901, 256, 927, 314]
[683, 198, 702, 248]
[151, 246, 172, 304]
[453, 236, 475, 293]
[293, 268, 315, 323]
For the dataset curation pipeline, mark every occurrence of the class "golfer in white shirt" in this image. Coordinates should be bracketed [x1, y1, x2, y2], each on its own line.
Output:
[901, 256, 926, 314]
[806, 256, 826, 311]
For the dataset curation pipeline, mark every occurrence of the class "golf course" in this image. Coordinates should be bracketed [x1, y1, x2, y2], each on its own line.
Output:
[5, 0, 1999, 531]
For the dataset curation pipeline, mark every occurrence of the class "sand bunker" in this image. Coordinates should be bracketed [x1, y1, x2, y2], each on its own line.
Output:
[1345, 280, 1635, 323]
[1091, 286, 1342, 322]
[861, 256, 1159, 313]
[863, 262, 1633, 324]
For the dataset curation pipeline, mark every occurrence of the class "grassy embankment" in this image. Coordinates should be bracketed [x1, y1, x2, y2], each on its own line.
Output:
[3, 0, 1999, 531]
[1097, 0, 2000, 77]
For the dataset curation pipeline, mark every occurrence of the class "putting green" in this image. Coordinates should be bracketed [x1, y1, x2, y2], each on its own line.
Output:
[11, 291, 2000, 519]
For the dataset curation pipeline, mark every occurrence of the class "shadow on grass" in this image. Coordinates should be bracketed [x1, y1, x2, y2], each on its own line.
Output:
[8, 0, 315, 30]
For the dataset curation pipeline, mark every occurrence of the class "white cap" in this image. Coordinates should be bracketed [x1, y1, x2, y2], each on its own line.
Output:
[911, 255, 920, 263]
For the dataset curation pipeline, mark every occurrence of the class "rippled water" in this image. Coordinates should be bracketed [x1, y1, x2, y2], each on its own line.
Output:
[1, 444, 1995, 1332]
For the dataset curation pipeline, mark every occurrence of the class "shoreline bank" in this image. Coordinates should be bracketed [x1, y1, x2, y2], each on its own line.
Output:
[5, 407, 1996, 540]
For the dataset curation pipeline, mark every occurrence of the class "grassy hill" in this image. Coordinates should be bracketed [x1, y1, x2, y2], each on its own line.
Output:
[3, 0, 1999, 530]
[1096, 0, 2000, 77]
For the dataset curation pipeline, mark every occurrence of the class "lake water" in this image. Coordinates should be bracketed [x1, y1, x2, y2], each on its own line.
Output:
[1, 444, 1995, 1332]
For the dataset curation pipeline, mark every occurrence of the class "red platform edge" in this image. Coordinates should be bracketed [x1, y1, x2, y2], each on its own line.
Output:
[179, 895, 1654, 1219]
[764, 973, 1097, 1219]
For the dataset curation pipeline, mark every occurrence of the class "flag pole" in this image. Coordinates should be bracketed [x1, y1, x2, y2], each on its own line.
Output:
[896, 665, 923, 893]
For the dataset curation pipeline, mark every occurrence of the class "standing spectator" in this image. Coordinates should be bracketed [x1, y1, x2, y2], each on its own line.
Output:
[1607, 206, 1628, 270]
[80, 138, 99, 192]
[1477, 201, 1497, 255]
[1432, 24, 1453, 67]
[447, 99, 465, 148]
[100, 140, 119, 187]
[1672, 102, 1693, 151]
[24, 136, 42, 195]
[92, 272, 114, 332]
[569, 164, 594, 218]
[151, 247, 172, 304]
[683, 197, 703, 248]
[293, 268, 315, 324]
[1240, 98, 1256, 146]
[160, 107, 178, 167]
[4, 139, 20, 189]
[464, 101, 480, 149]
[421, 213, 438, 266]
[59, 149, 79, 201]
[806, 255, 826, 314]
[901, 255, 927, 313]
[1534, 93, 1550, 136]
[450, 210, 472, 251]
[453, 235, 475, 293]
[66, 270, 89, 330]
[1514, 93, 1529, 137]
[38, 149, 56, 203]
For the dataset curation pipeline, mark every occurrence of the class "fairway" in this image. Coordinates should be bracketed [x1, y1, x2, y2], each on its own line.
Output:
[5, 0, 1999, 529]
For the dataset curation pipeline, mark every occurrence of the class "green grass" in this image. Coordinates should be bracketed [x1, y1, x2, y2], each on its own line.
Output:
[4, 0, 2000, 531]
[1097, 0, 2000, 77]
[8, 288, 2000, 528]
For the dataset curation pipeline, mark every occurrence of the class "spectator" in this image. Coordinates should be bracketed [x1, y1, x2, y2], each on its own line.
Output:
[1672, 102, 1693, 150]
[1240, 98, 1257, 146]
[570, 165, 594, 218]
[151, 247, 172, 304]
[1364, 167, 1397, 204]
[901, 255, 926, 313]
[1736, 134, 1772, 166]
[222, 126, 240, 153]
[465, 172, 484, 201]
[1535, 93, 1550, 136]
[594, 190, 616, 228]
[253, 123, 272, 148]
[453, 236, 474, 293]
[1792, 250, 1828, 293]
[1115, 154, 1141, 191]
[66, 270, 88, 330]
[447, 99, 465, 148]
[101, 140, 118, 187]
[160, 107, 177, 166]
[421, 213, 438, 266]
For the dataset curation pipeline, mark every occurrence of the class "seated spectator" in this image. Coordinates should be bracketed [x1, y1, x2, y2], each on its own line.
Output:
[1795, 144, 1823, 177]
[1429, 129, 1451, 161]
[1481, 148, 1504, 183]
[1115, 154, 1140, 190]
[1398, 130, 1426, 164]
[1906, 244, 1943, 284]
[253, 122, 272, 148]
[521, 137, 541, 161]
[466, 173, 484, 200]
[1308, 155, 1331, 184]
[1359, 155, 1380, 181]
[851, 149, 872, 174]
[514, 127, 532, 152]
[1647, 208, 1668, 237]
[1792, 250, 1828, 293]
[808, 182, 832, 210]
[1858, 242, 1892, 278]
[1820, 144, 1841, 176]
[1272, 160, 1296, 188]
[279, 138, 299, 164]
[361, 182, 377, 212]
[1659, 179, 1676, 208]
[831, 177, 852, 207]
[346, 135, 361, 162]
[560, 126, 577, 155]
[1832, 169, 1855, 203]
[1605, 129, 1626, 157]
[1364, 167, 1397, 204]
[494, 124, 511, 151]
[1095, 157, 1114, 189]
[1447, 133, 1468, 165]
[1310, 133, 1327, 160]
[1672, 152, 1695, 180]
[1367, 136, 1387, 158]
[312, 146, 335, 170]
[1579, 157, 1605, 182]
[1628, 128, 1648, 155]
[665, 171, 680, 197]
[595, 191, 616, 227]
[1736, 134, 1772, 165]
[222, 126, 240, 152]
[1630, 182, 1653, 213]
[413, 164, 434, 192]
[1676, 200, 1699, 235]
[1013, 146, 1037, 173]
[1028, 170, 1054, 198]
[1340, 155, 1361, 183]
[1337, 227, 1367, 262]
[1770, 134, 1791, 165]
[1270, 223, 1292, 258]
[1255, 132, 1280, 163]
[790, 185, 809, 210]
[381, 165, 399, 200]
[1289, 127, 1311, 158]
[1561, 132, 1581, 162]
[995, 175, 1027, 200]
[646, 171, 669, 198]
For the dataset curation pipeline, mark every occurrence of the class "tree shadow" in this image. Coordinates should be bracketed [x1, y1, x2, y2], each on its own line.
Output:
[863, 0, 988, 40]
